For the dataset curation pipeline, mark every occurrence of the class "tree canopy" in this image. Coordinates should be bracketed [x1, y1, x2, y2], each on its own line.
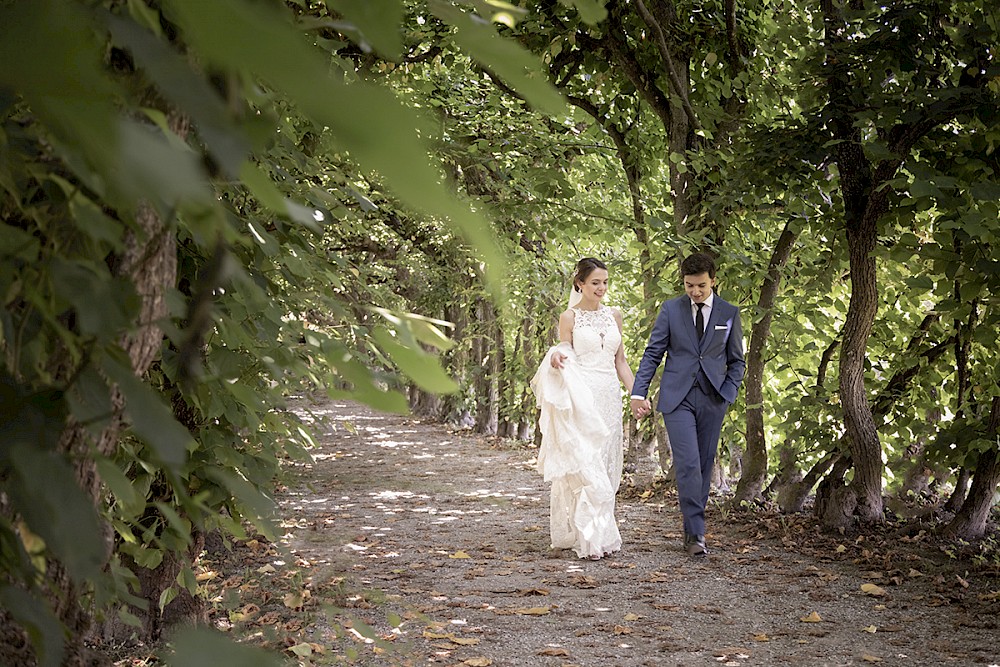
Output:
[1, 0, 999, 664]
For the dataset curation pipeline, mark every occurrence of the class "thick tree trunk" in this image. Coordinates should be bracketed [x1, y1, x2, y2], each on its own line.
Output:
[100, 529, 206, 644]
[944, 398, 1000, 539]
[839, 214, 883, 522]
[733, 222, 797, 505]
[28, 154, 181, 665]
[815, 455, 856, 531]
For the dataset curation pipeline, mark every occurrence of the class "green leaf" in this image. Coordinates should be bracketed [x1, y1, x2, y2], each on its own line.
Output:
[159, 586, 178, 612]
[561, 0, 608, 24]
[908, 180, 945, 199]
[970, 181, 1000, 201]
[50, 258, 136, 339]
[0, 223, 42, 262]
[7, 443, 106, 582]
[0, 585, 64, 667]
[202, 468, 277, 541]
[96, 456, 144, 519]
[371, 308, 455, 351]
[326, 0, 403, 60]
[66, 366, 114, 437]
[372, 327, 458, 394]
[240, 163, 323, 233]
[429, 0, 566, 116]
[102, 356, 192, 470]
[168, 0, 508, 296]
[104, 13, 250, 177]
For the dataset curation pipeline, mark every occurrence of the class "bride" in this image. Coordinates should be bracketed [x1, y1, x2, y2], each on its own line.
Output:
[530, 258, 638, 560]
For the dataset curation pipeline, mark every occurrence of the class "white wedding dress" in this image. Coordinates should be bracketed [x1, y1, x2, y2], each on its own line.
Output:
[530, 305, 623, 559]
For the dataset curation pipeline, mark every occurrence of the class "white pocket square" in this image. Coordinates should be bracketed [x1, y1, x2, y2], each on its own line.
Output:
[714, 324, 728, 330]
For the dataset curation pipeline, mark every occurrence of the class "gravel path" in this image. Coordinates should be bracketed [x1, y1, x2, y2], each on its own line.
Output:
[268, 399, 1000, 666]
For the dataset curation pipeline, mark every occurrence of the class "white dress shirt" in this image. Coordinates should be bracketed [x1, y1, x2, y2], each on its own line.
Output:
[691, 291, 715, 336]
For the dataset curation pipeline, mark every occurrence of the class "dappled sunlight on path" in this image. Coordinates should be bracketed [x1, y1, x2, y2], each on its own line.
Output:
[217, 399, 1000, 666]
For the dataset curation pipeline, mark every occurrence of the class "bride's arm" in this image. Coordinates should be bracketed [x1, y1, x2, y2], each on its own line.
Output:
[612, 308, 635, 393]
[550, 309, 575, 368]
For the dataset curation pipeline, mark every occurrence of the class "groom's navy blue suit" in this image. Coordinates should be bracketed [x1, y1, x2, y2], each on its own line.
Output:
[633, 292, 746, 538]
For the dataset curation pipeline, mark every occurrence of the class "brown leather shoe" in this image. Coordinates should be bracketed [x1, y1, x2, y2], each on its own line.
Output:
[684, 533, 707, 556]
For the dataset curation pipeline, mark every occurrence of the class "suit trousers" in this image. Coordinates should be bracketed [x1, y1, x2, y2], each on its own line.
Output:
[662, 374, 728, 537]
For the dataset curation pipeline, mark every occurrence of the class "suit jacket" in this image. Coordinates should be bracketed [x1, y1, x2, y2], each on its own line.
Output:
[633, 293, 746, 414]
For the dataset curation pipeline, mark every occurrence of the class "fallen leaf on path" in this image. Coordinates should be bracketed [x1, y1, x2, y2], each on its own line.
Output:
[524, 525, 542, 532]
[515, 588, 549, 596]
[800, 612, 823, 623]
[624, 613, 641, 621]
[860, 583, 887, 597]
[450, 550, 471, 559]
[956, 574, 969, 589]
[462, 658, 492, 666]
[537, 648, 570, 656]
[908, 568, 924, 578]
[566, 574, 598, 588]
[514, 606, 551, 615]
[862, 625, 877, 633]
[752, 634, 770, 642]
[451, 637, 481, 646]
[612, 625, 632, 635]
[283, 590, 309, 609]
[862, 654, 882, 662]
[288, 643, 313, 657]
[231, 604, 259, 622]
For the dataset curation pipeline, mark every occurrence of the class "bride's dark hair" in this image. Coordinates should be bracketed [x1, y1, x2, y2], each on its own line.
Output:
[573, 257, 607, 292]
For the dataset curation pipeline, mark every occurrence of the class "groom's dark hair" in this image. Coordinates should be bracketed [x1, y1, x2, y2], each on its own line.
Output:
[680, 252, 716, 279]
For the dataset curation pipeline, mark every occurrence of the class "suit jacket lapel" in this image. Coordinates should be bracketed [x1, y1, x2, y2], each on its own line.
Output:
[701, 299, 728, 350]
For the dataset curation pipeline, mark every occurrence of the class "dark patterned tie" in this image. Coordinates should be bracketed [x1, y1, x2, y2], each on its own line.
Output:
[695, 302, 705, 341]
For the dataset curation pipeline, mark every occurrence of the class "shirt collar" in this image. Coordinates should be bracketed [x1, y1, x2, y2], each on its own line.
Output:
[693, 291, 715, 310]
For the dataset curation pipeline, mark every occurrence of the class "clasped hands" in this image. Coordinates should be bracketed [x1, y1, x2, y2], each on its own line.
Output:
[630, 397, 652, 420]
[550, 352, 651, 420]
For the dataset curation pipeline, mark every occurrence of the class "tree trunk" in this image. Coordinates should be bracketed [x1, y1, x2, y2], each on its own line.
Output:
[24, 123, 183, 664]
[839, 209, 884, 522]
[473, 298, 499, 435]
[944, 398, 1000, 539]
[944, 467, 972, 514]
[733, 221, 798, 505]
[815, 455, 856, 531]
[777, 451, 841, 514]
[822, 0, 894, 525]
[442, 298, 470, 424]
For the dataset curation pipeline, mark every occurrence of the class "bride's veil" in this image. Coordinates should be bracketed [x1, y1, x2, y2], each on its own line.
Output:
[567, 285, 583, 309]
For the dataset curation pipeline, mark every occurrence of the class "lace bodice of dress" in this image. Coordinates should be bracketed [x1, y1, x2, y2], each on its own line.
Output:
[571, 305, 621, 370]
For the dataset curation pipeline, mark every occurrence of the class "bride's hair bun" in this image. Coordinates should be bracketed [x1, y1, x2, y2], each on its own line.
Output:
[573, 257, 607, 292]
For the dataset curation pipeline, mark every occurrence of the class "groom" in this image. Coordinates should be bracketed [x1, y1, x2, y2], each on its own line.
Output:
[630, 252, 745, 556]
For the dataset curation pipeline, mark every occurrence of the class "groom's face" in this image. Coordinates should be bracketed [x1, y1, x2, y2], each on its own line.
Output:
[683, 272, 715, 304]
